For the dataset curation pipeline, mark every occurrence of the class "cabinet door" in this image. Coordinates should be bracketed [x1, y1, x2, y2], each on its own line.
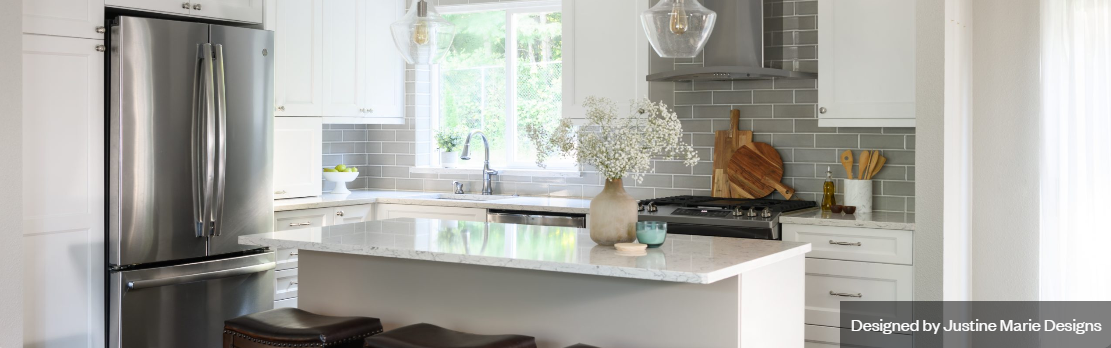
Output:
[818, 0, 916, 127]
[321, 0, 366, 117]
[783, 224, 913, 265]
[23, 0, 105, 39]
[561, 0, 649, 122]
[275, 207, 333, 231]
[361, 0, 404, 122]
[105, 0, 190, 16]
[22, 34, 105, 348]
[274, 117, 322, 199]
[192, 0, 263, 24]
[273, 0, 324, 116]
[376, 204, 487, 222]
[333, 204, 375, 225]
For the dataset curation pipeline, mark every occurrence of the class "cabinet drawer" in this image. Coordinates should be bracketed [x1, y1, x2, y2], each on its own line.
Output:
[784, 224, 912, 265]
[805, 324, 911, 348]
[275, 269, 299, 301]
[805, 259, 913, 328]
[275, 207, 333, 231]
[274, 297, 298, 309]
[275, 248, 299, 271]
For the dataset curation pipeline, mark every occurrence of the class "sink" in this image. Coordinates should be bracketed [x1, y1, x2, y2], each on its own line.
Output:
[426, 193, 515, 201]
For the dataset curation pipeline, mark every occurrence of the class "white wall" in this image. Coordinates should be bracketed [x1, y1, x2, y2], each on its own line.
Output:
[0, 0, 23, 346]
[915, 0, 945, 301]
[968, 0, 1041, 300]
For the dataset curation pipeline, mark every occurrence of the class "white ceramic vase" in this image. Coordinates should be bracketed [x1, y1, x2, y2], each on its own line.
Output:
[843, 179, 873, 213]
[441, 151, 458, 168]
[589, 179, 638, 246]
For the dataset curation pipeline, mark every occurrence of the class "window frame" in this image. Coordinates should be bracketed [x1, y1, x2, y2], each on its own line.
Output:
[431, 0, 574, 170]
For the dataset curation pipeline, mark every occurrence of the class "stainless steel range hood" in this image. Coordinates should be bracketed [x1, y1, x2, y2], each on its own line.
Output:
[646, 0, 817, 81]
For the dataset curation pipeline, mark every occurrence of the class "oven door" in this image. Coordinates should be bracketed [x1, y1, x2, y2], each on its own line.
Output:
[663, 223, 776, 240]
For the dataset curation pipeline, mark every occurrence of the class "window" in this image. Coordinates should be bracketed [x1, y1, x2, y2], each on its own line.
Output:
[431, 1, 571, 169]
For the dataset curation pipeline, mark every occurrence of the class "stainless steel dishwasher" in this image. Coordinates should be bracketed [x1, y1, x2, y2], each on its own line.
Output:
[487, 209, 587, 228]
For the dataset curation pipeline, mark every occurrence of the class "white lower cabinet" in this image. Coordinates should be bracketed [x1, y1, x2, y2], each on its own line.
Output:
[275, 207, 333, 231]
[376, 204, 487, 222]
[784, 223, 915, 346]
[274, 268, 299, 301]
[333, 204, 375, 225]
[274, 297, 298, 309]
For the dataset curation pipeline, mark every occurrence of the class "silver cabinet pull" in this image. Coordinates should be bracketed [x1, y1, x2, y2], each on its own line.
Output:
[96, 26, 106, 33]
[193, 3, 202, 10]
[182, 2, 191, 9]
[288, 222, 312, 227]
[366, 108, 373, 113]
[829, 291, 863, 298]
[275, 190, 287, 194]
[277, 106, 286, 112]
[95, 45, 106, 52]
[336, 210, 345, 217]
[820, 107, 828, 114]
[829, 240, 862, 246]
[288, 251, 298, 256]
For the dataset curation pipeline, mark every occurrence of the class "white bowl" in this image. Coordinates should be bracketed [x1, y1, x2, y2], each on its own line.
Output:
[322, 171, 358, 182]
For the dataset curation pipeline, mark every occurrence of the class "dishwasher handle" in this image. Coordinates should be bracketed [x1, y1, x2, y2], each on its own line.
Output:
[487, 210, 587, 229]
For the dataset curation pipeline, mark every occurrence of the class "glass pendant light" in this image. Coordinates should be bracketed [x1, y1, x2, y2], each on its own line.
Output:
[391, 0, 456, 65]
[641, 0, 717, 58]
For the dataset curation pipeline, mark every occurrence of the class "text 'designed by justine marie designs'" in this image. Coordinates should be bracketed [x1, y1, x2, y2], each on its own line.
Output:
[852, 319, 1104, 335]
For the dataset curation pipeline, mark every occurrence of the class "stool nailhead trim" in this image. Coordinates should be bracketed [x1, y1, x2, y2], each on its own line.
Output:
[224, 328, 383, 347]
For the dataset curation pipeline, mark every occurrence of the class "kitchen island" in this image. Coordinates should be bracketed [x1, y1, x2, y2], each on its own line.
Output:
[240, 218, 811, 348]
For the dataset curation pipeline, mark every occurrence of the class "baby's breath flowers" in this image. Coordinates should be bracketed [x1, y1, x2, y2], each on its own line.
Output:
[526, 97, 700, 184]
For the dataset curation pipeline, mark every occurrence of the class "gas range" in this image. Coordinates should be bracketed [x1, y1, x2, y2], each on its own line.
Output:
[637, 196, 816, 240]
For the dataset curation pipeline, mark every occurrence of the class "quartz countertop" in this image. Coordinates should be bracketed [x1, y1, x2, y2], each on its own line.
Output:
[780, 208, 916, 231]
[240, 218, 811, 284]
[274, 190, 591, 214]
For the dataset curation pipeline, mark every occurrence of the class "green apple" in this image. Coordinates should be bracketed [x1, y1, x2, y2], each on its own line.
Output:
[323, 168, 337, 172]
[334, 164, 347, 172]
[347, 167, 358, 172]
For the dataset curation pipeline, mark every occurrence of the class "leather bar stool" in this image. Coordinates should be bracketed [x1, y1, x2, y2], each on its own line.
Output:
[363, 323, 536, 348]
[565, 345, 600, 348]
[224, 308, 384, 348]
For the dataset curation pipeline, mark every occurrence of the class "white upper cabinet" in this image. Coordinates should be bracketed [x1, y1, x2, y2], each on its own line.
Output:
[268, 0, 404, 124]
[23, 0, 105, 39]
[562, 0, 649, 121]
[322, 0, 366, 117]
[359, 0, 405, 123]
[274, 117, 323, 199]
[106, 0, 262, 23]
[22, 34, 106, 348]
[192, 0, 264, 24]
[818, 0, 916, 128]
[270, 0, 324, 116]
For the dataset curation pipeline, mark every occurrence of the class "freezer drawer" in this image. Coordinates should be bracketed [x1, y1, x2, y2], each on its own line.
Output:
[110, 252, 275, 348]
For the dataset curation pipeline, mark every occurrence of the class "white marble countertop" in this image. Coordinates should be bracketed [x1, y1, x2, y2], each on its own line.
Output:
[780, 208, 916, 231]
[274, 190, 592, 214]
[240, 218, 811, 284]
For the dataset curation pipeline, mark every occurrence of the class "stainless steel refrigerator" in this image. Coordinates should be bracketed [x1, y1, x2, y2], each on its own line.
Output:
[107, 16, 275, 347]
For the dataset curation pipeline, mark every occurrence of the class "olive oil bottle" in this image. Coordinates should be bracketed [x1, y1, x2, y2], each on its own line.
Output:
[821, 167, 837, 211]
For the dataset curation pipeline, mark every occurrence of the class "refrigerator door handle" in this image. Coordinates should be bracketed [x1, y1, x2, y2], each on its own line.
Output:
[211, 44, 228, 237]
[192, 43, 217, 238]
[126, 262, 276, 290]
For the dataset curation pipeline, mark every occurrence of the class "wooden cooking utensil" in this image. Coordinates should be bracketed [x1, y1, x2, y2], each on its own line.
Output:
[868, 155, 887, 180]
[840, 150, 854, 180]
[727, 142, 795, 199]
[867, 151, 880, 179]
[857, 150, 871, 180]
[711, 110, 752, 197]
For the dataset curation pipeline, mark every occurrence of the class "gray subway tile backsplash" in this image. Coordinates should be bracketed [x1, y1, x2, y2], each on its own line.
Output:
[317, 0, 914, 212]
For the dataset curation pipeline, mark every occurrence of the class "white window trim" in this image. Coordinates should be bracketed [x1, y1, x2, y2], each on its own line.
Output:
[426, 0, 578, 171]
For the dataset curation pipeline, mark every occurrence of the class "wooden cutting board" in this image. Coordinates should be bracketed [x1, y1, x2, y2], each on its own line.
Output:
[711, 110, 753, 197]
[726, 142, 796, 199]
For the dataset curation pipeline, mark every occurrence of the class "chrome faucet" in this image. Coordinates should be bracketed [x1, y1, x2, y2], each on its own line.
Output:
[459, 130, 498, 195]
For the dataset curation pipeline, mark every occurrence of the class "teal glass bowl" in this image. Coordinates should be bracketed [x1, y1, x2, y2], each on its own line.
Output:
[636, 221, 668, 248]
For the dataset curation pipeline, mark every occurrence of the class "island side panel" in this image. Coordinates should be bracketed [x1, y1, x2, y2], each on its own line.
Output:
[738, 254, 805, 348]
[298, 250, 742, 348]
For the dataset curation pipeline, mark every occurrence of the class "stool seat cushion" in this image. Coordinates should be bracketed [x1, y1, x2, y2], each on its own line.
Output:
[364, 323, 536, 348]
[224, 308, 383, 347]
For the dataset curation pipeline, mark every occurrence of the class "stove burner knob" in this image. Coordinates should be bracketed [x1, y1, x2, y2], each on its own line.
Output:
[638, 204, 645, 212]
[747, 207, 757, 217]
[732, 207, 744, 217]
[761, 207, 772, 218]
[647, 202, 658, 213]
